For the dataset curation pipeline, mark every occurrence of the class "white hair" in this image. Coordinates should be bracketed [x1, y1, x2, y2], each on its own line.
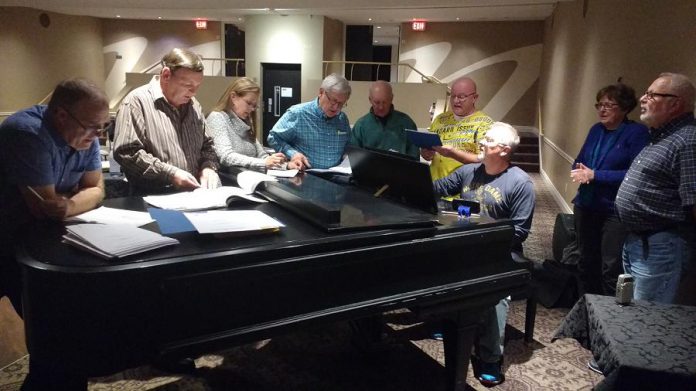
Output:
[488, 122, 520, 153]
[321, 73, 352, 97]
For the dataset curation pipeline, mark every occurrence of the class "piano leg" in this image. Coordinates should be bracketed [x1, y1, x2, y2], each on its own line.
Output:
[21, 354, 88, 391]
[442, 310, 481, 391]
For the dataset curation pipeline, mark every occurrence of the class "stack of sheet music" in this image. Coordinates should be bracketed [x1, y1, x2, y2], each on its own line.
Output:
[62, 224, 179, 260]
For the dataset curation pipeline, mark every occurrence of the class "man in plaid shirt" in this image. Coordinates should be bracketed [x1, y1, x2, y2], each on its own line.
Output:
[615, 73, 696, 304]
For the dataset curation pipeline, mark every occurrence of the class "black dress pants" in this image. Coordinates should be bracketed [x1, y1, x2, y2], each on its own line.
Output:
[573, 205, 627, 296]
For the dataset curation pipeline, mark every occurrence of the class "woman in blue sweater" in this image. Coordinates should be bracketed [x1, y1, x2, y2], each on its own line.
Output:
[570, 83, 649, 296]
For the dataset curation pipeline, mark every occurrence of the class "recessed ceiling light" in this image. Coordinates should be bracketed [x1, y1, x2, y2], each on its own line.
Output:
[238, 17, 243, 21]
[157, 16, 162, 19]
[456, 17, 460, 21]
[374, 40, 378, 43]
[376, 26, 381, 29]
[116, 15, 121, 18]
[368, 18, 372, 21]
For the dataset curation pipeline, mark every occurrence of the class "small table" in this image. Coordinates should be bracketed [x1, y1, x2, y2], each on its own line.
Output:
[553, 294, 696, 391]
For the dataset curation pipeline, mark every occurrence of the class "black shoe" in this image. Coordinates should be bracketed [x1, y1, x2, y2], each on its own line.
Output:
[152, 356, 197, 375]
[477, 359, 505, 387]
[587, 358, 603, 375]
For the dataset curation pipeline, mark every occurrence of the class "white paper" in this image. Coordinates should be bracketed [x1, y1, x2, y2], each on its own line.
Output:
[183, 210, 284, 234]
[66, 206, 155, 227]
[306, 156, 352, 175]
[280, 87, 293, 97]
[143, 186, 265, 211]
[267, 169, 299, 178]
[237, 171, 277, 193]
[63, 223, 179, 259]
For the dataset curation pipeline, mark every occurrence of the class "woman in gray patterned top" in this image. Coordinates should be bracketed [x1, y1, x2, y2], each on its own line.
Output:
[207, 78, 287, 171]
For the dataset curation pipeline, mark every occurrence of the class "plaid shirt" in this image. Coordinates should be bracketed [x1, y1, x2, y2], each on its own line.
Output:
[267, 99, 350, 169]
[615, 113, 696, 231]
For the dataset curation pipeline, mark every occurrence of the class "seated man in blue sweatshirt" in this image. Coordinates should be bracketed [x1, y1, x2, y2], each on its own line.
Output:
[433, 121, 535, 386]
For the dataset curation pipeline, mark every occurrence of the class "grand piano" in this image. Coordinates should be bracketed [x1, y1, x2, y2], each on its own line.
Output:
[17, 171, 530, 390]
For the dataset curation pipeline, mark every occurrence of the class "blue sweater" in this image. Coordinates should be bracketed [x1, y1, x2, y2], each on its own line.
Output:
[572, 121, 649, 213]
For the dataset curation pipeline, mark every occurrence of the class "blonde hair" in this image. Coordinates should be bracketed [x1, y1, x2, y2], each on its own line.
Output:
[212, 77, 260, 137]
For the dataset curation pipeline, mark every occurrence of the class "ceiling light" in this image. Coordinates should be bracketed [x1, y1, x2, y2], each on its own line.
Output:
[157, 16, 162, 19]
[456, 17, 460, 21]
[374, 40, 378, 43]
[116, 15, 121, 18]
[376, 26, 381, 29]
[368, 18, 372, 21]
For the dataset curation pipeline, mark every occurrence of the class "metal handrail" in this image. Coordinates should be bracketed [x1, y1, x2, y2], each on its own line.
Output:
[138, 57, 246, 77]
[321, 60, 448, 89]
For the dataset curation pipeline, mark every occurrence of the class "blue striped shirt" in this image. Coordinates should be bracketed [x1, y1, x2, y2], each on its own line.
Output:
[615, 113, 696, 231]
[267, 99, 350, 169]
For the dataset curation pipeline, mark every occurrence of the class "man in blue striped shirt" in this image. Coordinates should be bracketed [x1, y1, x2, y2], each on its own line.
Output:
[268, 74, 351, 170]
[615, 73, 696, 305]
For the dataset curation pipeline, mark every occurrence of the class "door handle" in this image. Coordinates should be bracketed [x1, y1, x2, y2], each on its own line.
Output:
[274, 86, 280, 117]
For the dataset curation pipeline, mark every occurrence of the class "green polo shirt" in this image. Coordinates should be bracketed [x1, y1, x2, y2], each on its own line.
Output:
[350, 107, 419, 159]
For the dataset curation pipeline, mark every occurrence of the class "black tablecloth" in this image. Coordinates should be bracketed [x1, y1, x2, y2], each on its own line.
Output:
[553, 294, 696, 391]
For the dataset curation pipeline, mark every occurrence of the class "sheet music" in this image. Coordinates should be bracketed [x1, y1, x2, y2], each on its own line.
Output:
[66, 206, 155, 227]
[267, 169, 299, 178]
[62, 223, 179, 259]
[183, 210, 285, 234]
[306, 156, 352, 175]
[237, 170, 277, 192]
[143, 186, 265, 211]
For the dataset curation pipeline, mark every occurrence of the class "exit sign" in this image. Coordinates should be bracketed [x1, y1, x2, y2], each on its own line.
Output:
[412, 21, 426, 31]
[195, 19, 208, 30]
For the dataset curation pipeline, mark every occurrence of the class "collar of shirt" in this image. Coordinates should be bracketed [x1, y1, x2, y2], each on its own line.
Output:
[650, 112, 695, 143]
[147, 75, 192, 112]
[312, 97, 337, 121]
[370, 105, 394, 126]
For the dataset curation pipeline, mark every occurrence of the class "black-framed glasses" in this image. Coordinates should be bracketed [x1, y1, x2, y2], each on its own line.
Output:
[594, 102, 619, 110]
[62, 107, 105, 135]
[643, 91, 679, 100]
[452, 92, 476, 101]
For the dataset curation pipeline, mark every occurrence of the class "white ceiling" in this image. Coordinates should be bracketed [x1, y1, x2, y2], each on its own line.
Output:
[2, 0, 567, 46]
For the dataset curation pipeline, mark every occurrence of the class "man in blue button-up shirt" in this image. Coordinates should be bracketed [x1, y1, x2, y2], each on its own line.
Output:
[0, 78, 109, 318]
[268, 74, 351, 170]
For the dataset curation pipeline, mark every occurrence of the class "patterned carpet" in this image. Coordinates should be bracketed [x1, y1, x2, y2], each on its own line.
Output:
[0, 173, 603, 390]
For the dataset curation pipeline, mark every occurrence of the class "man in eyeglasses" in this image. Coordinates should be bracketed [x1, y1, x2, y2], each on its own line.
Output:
[0, 77, 108, 315]
[113, 48, 220, 195]
[422, 76, 494, 186]
[268, 73, 351, 170]
[615, 72, 696, 305]
[433, 122, 535, 387]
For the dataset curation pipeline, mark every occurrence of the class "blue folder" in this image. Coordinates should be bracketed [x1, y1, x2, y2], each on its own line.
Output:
[405, 129, 442, 148]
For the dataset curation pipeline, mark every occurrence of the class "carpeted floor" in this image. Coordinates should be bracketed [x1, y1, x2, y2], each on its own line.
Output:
[0, 173, 602, 390]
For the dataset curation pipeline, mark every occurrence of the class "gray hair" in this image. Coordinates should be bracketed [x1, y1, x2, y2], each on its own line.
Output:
[162, 47, 204, 74]
[489, 122, 520, 154]
[321, 73, 351, 97]
[658, 72, 695, 110]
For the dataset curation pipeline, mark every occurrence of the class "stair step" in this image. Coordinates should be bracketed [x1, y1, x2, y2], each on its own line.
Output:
[514, 161, 540, 173]
[516, 144, 538, 154]
[512, 152, 539, 163]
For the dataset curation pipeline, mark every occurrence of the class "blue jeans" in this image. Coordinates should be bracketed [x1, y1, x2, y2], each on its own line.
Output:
[622, 229, 691, 303]
[478, 297, 509, 363]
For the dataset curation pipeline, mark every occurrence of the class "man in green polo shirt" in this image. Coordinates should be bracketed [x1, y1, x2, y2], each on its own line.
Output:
[350, 80, 419, 159]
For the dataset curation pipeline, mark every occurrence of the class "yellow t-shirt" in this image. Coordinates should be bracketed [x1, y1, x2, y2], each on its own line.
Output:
[429, 110, 494, 181]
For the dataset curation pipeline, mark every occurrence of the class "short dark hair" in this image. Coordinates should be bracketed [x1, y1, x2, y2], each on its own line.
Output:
[596, 83, 638, 114]
[47, 78, 108, 113]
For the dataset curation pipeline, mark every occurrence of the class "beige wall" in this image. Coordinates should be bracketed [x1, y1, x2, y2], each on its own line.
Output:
[0, 7, 104, 114]
[399, 21, 544, 126]
[102, 18, 222, 109]
[538, 0, 696, 209]
[244, 14, 325, 103]
[323, 17, 344, 76]
[329, 80, 448, 128]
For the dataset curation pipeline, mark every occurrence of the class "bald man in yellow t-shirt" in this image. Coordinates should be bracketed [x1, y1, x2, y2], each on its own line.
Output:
[422, 77, 494, 182]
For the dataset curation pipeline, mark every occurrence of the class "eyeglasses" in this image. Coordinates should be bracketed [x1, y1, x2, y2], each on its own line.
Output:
[243, 98, 258, 110]
[594, 102, 619, 110]
[324, 92, 348, 108]
[643, 91, 679, 100]
[452, 92, 476, 101]
[62, 107, 105, 135]
[479, 137, 507, 148]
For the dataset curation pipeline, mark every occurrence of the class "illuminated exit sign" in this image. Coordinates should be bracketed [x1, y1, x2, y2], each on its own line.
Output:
[412, 21, 426, 31]
[195, 19, 208, 30]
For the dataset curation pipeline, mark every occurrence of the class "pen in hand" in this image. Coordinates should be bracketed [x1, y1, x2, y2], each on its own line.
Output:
[26, 186, 45, 201]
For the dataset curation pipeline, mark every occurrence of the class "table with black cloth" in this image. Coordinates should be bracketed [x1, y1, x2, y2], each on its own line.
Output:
[552, 294, 696, 391]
